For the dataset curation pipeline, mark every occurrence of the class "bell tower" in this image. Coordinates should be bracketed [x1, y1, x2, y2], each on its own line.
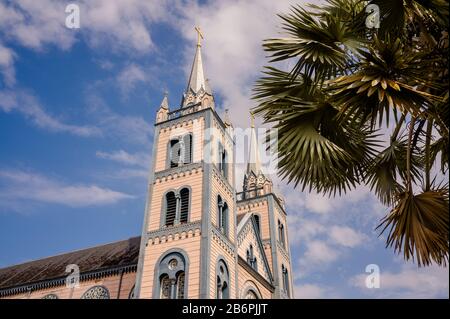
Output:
[134, 28, 238, 299]
[237, 114, 294, 298]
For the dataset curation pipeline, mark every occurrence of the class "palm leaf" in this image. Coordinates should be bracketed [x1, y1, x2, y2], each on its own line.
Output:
[377, 187, 449, 266]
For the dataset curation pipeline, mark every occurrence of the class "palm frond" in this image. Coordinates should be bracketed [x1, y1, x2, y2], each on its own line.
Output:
[263, 4, 363, 81]
[377, 187, 449, 266]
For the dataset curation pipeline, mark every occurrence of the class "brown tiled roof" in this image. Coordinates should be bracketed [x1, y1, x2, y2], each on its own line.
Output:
[0, 236, 141, 290]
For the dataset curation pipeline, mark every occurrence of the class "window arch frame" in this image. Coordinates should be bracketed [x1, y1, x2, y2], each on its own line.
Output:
[163, 190, 177, 226]
[217, 141, 228, 180]
[253, 214, 261, 236]
[217, 195, 229, 236]
[179, 187, 191, 224]
[216, 257, 230, 299]
[153, 248, 189, 299]
[281, 264, 290, 297]
[80, 285, 110, 299]
[241, 281, 263, 299]
[161, 186, 192, 227]
[278, 219, 286, 248]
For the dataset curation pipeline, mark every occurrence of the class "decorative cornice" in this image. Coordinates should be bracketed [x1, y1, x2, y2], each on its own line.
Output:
[211, 226, 236, 256]
[154, 162, 203, 181]
[211, 164, 234, 197]
[146, 221, 202, 244]
[0, 264, 137, 298]
[276, 241, 290, 261]
[157, 104, 206, 128]
[237, 193, 287, 216]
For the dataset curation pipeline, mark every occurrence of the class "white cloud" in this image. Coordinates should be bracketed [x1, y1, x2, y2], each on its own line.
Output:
[305, 193, 333, 214]
[0, 0, 76, 51]
[116, 63, 147, 96]
[294, 284, 328, 299]
[0, 0, 173, 87]
[112, 168, 149, 179]
[287, 215, 326, 246]
[349, 264, 449, 298]
[85, 89, 153, 145]
[0, 0, 172, 53]
[0, 89, 101, 137]
[329, 226, 367, 248]
[303, 240, 340, 265]
[0, 42, 16, 86]
[96, 149, 151, 168]
[0, 169, 134, 208]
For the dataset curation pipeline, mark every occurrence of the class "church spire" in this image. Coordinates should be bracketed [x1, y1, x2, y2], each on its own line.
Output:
[155, 91, 169, 123]
[186, 27, 206, 94]
[182, 27, 215, 109]
[243, 111, 273, 199]
[160, 90, 169, 110]
[247, 112, 262, 175]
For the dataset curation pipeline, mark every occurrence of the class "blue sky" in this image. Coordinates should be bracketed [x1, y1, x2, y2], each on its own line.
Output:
[0, 0, 448, 298]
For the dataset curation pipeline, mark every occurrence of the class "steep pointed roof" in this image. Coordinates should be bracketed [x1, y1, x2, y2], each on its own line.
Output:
[186, 43, 206, 94]
[159, 91, 169, 110]
[247, 113, 262, 175]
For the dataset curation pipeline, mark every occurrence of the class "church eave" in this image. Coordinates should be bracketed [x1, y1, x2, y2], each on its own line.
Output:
[237, 256, 275, 293]
[0, 263, 137, 298]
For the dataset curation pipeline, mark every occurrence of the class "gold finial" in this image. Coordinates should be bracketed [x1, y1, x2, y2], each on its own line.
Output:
[250, 111, 255, 128]
[195, 26, 204, 47]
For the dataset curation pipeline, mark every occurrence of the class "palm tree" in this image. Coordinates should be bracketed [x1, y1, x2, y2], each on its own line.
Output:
[253, 0, 448, 266]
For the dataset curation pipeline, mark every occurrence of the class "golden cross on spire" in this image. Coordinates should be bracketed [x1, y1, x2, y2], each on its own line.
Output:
[250, 111, 255, 128]
[195, 26, 204, 47]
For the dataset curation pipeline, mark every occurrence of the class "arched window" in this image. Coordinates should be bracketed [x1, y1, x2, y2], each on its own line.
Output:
[179, 188, 189, 224]
[165, 191, 177, 226]
[282, 264, 290, 297]
[156, 252, 187, 299]
[177, 272, 186, 298]
[160, 274, 171, 299]
[254, 215, 260, 235]
[41, 293, 58, 299]
[218, 142, 228, 180]
[164, 188, 190, 227]
[183, 134, 193, 164]
[245, 290, 259, 299]
[218, 196, 228, 236]
[169, 139, 181, 168]
[278, 220, 286, 248]
[247, 245, 257, 270]
[81, 286, 110, 299]
[216, 259, 230, 299]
